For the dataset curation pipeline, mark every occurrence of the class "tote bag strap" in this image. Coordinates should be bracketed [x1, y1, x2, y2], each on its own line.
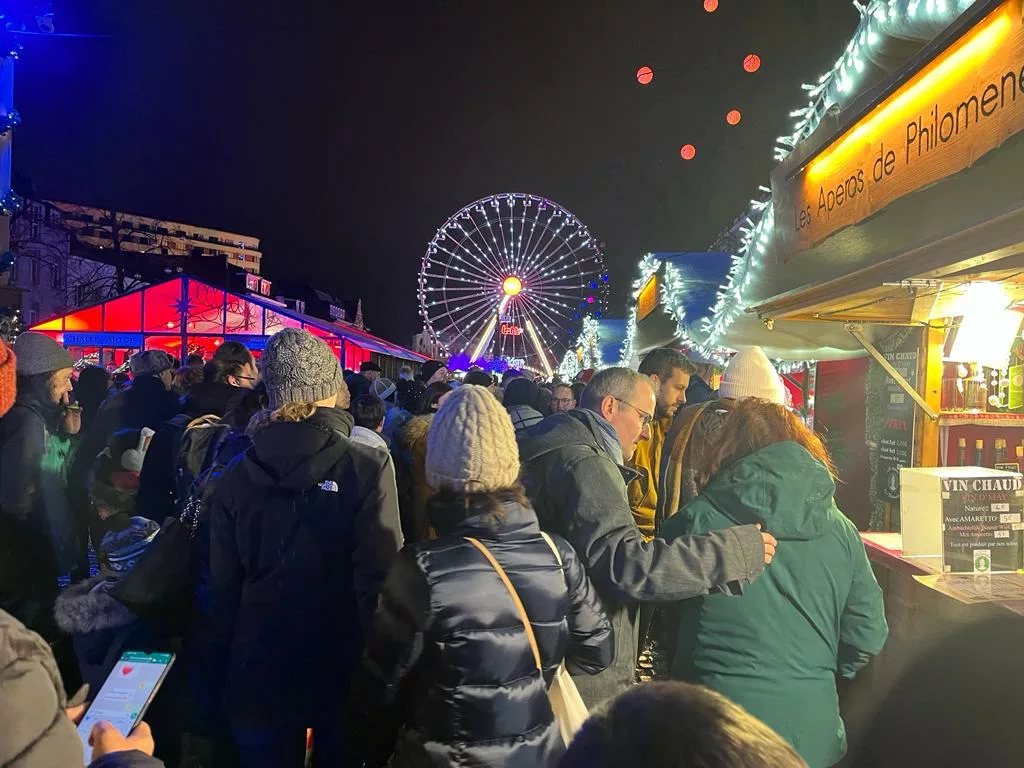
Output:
[464, 537, 543, 673]
[539, 532, 563, 567]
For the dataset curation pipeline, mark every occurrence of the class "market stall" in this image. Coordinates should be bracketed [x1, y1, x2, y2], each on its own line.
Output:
[28, 275, 428, 378]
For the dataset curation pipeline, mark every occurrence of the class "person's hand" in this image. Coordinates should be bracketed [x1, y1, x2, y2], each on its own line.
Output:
[756, 524, 777, 564]
[65, 703, 86, 725]
[62, 405, 82, 436]
[88, 720, 156, 760]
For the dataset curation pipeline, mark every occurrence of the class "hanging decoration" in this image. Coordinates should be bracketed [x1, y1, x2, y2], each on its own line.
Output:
[726, 109, 742, 125]
[0, 109, 19, 137]
[742, 53, 761, 73]
[0, 189, 22, 217]
[0, 306, 22, 342]
[636, 65, 654, 85]
[679, 143, 696, 160]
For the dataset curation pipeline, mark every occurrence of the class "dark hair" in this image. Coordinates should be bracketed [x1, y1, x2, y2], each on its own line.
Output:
[76, 366, 112, 428]
[213, 341, 254, 367]
[224, 382, 268, 432]
[186, 353, 204, 367]
[503, 377, 540, 408]
[172, 366, 204, 395]
[535, 387, 552, 416]
[417, 382, 453, 415]
[426, 486, 531, 536]
[360, 360, 382, 373]
[561, 682, 805, 768]
[693, 398, 835, 492]
[463, 369, 494, 387]
[351, 394, 386, 430]
[571, 381, 587, 403]
[638, 347, 695, 381]
[502, 369, 524, 385]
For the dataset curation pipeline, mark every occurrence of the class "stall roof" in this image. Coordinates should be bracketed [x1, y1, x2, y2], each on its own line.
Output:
[29, 275, 429, 363]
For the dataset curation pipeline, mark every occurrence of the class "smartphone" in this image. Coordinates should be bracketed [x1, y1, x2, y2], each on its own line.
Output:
[77, 651, 175, 765]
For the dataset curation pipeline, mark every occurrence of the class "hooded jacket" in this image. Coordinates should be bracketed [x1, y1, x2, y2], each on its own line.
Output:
[353, 501, 613, 768]
[0, 608, 164, 768]
[662, 441, 888, 768]
[393, 415, 434, 542]
[0, 390, 78, 626]
[207, 406, 402, 725]
[517, 410, 767, 706]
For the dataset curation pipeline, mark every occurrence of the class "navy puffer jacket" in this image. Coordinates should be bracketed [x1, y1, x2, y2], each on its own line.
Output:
[354, 500, 613, 768]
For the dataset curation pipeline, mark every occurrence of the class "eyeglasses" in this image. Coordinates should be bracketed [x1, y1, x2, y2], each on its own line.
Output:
[552, 398, 575, 406]
[614, 397, 654, 429]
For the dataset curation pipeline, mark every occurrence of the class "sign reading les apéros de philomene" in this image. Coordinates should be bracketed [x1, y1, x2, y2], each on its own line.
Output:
[775, 1, 1024, 253]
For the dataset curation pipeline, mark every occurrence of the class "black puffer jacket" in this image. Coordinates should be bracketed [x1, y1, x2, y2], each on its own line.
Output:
[208, 406, 403, 727]
[354, 500, 613, 768]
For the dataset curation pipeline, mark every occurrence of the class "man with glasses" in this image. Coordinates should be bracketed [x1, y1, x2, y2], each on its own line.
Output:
[519, 366, 775, 706]
[550, 383, 576, 413]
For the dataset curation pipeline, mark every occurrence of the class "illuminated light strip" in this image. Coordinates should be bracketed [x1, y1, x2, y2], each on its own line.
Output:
[526, 319, 553, 377]
[808, 6, 1012, 181]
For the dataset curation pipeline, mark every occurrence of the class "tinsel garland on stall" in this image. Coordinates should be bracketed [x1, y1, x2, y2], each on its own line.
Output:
[865, 326, 919, 531]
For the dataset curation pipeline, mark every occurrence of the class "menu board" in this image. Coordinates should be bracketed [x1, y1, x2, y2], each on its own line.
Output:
[941, 474, 1024, 573]
[877, 329, 921, 503]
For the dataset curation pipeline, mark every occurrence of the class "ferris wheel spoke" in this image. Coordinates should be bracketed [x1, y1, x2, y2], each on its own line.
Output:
[528, 225, 588, 278]
[520, 214, 565, 278]
[444, 231, 506, 285]
[426, 243, 497, 286]
[431, 297, 501, 350]
[457, 221, 511, 284]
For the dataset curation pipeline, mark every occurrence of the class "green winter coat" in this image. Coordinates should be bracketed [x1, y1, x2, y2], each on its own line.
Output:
[662, 441, 888, 768]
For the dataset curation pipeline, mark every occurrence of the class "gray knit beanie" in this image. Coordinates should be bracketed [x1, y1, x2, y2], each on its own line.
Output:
[426, 384, 520, 493]
[13, 332, 74, 376]
[262, 328, 345, 409]
[129, 349, 175, 378]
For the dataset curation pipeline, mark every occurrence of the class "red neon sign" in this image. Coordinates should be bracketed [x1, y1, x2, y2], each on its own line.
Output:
[500, 323, 523, 336]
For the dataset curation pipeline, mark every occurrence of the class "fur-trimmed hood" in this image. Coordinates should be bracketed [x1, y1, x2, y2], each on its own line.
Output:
[400, 414, 433, 449]
[54, 575, 136, 635]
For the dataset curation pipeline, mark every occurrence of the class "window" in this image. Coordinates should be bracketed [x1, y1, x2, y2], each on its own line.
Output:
[29, 219, 40, 239]
[50, 264, 60, 290]
[30, 259, 40, 287]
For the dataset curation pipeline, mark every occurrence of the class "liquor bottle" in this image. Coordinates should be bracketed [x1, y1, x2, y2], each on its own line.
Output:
[995, 438, 1008, 466]
[957, 437, 968, 466]
[974, 439, 985, 467]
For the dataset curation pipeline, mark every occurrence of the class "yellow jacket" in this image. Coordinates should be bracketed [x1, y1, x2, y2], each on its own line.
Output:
[627, 416, 671, 540]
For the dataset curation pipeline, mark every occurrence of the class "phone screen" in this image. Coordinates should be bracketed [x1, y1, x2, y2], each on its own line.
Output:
[77, 651, 174, 765]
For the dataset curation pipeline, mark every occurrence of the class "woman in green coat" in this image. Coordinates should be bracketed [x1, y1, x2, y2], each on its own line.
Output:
[660, 398, 888, 768]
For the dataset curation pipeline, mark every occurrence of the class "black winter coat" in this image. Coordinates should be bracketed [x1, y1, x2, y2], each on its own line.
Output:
[208, 407, 402, 727]
[353, 501, 613, 768]
[182, 380, 244, 419]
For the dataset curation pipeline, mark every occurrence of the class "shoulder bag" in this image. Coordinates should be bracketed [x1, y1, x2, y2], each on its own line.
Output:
[464, 534, 589, 746]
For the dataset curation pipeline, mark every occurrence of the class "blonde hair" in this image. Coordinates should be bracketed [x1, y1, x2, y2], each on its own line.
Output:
[270, 401, 317, 423]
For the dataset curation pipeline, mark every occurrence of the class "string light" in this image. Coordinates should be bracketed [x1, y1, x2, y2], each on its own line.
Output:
[624, 0, 976, 360]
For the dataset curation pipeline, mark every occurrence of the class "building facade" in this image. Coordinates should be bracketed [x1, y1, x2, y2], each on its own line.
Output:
[8, 199, 262, 325]
[412, 327, 444, 359]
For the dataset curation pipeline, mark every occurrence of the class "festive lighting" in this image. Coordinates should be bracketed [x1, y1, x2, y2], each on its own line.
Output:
[636, 66, 654, 85]
[743, 54, 761, 73]
[680, 144, 696, 160]
[704, 0, 719, 11]
[502, 275, 523, 296]
[419, 193, 608, 373]
[625, 0, 979, 360]
[726, 109, 742, 125]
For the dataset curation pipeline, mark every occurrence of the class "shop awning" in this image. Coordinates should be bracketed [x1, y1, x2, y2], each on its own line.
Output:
[29, 275, 428, 364]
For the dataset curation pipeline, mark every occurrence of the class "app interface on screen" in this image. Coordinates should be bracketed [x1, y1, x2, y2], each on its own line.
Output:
[78, 652, 171, 763]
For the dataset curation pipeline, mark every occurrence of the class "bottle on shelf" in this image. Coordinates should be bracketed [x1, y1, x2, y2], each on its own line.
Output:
[995, 438, 1008, 467]
[957, 437, 968, 466]
[974, 438, 985, 467]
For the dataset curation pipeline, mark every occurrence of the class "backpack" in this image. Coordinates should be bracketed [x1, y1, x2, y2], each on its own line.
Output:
[174, 415, 231, 507]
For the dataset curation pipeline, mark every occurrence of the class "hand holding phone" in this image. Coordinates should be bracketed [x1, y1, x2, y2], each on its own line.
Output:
[77, 651, 173, 765]
[89, 720, 155, 762]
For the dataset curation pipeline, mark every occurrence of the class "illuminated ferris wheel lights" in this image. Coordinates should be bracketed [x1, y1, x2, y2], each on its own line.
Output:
[502, 276, 523, 297]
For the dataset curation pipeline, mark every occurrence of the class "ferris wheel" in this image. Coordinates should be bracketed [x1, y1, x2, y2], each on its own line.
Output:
[418, 193, 609, 376]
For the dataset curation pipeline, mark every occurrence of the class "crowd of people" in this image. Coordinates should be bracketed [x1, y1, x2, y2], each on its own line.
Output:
[0, 330, 1009, 767]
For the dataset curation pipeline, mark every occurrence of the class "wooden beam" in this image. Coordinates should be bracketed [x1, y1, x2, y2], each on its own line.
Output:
[918, 325, 946, 467]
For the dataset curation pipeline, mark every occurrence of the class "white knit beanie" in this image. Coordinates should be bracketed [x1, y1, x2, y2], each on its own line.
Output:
[425, 385, 520, 493]
[718, 346, 786, 404]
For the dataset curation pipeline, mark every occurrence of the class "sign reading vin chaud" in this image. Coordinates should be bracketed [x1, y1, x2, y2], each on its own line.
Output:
[942, 473, 1024, 574]
[775, 1, 1024, 252]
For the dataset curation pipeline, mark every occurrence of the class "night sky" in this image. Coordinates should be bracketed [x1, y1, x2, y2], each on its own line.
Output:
[14, 0, 858, 346]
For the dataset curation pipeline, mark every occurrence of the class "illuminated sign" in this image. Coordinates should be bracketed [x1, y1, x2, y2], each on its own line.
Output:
[63, 332, 144, 348]
[776, 2, 1024, 252]
[500, 323, 523, 336]
[245, 273, 260, 292]
[503, 356, 525, 369]
[224, 335, 268, 351]
[637, 275, 659, 321]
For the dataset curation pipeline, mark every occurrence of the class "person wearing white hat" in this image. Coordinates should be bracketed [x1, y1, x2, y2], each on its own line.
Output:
[717, 347, 786, 404]
[354, 385, 613, 767]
